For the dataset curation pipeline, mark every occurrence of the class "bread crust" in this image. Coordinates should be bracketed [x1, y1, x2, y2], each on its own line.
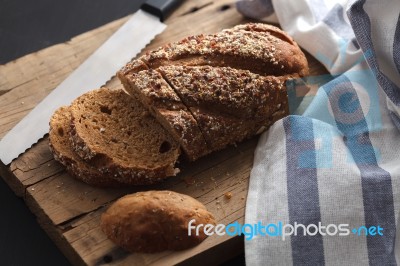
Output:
[138, 23, 308, 77]
[100, 190, 215, 253]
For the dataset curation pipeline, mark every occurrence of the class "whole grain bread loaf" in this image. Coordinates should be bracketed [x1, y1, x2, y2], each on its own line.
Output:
[69, 88, 181, 185]
[49, 23, 308, 185]
[118, 23, 308, 158]
[101, 190, 215, 253]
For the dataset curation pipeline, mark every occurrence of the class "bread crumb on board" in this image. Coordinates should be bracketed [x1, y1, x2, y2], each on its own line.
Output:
[224, 192, 232, 200]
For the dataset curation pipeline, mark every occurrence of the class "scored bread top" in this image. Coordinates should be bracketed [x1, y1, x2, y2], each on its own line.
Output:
[159, 65, 289, 119]
[139, 23, 308, 77]
[159, 65, 290, 151]
[69, 88, 181, 184]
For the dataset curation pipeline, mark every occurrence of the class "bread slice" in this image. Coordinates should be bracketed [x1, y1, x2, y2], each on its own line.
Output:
[120, 69, 210, 161]
[49, 106, 126, 187]
[69, 88, 181, 185]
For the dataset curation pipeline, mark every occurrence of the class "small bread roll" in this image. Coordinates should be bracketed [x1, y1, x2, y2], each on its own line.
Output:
[101, 190, 216, 253]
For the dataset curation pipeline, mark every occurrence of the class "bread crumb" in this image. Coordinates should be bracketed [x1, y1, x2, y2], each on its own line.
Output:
[100, 128, 106, 133]
[224, 192, 232, 200]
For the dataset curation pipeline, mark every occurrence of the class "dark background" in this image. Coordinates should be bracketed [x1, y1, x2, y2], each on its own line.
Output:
[0, 0, 143, 64]
[0, 0, 245, 265]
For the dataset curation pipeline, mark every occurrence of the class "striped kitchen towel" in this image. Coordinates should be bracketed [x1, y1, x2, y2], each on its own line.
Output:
[236, 0, 400, 265]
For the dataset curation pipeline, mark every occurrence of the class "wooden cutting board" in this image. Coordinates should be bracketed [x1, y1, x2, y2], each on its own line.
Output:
[0, 0, 328, 265]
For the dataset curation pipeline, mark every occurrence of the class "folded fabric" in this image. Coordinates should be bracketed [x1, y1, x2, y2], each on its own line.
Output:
[236, 0, 400, 265]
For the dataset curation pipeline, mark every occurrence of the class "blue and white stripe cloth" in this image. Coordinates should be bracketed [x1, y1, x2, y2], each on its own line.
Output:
[236, 0, 400, 265]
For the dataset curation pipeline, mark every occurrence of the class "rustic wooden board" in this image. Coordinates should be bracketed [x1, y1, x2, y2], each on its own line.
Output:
[0, 0, 328, 265]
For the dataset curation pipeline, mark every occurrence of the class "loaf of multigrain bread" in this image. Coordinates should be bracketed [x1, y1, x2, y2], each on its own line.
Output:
[118, 23, 308, 160]
[101, 190, 215, 253]
[49, 23, 308, 185]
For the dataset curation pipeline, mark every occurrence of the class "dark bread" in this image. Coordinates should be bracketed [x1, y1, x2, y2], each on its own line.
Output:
[50, 23, 308, 184]
[100, 190, 215, 253]
[118, 23, 309, 159]
[49, 106, 126, 187]
[117, 23, 308, 160]
[69, 88, 181, 185]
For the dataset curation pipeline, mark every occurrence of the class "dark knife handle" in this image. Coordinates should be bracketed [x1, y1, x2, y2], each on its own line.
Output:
[141, 0, 184, 22]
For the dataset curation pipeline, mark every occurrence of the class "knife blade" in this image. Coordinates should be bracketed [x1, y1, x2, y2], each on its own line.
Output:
[0, 0, 183, 165]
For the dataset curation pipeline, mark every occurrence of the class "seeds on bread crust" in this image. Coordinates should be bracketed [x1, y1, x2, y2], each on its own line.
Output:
[160, 65, 290, 151]
[139, 23, 308, 77]
[159, 65, 287, 119]
[69, 88, 181, 185]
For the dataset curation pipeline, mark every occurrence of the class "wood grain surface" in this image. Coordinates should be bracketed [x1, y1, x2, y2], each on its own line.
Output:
[0, 0, 328, 265]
